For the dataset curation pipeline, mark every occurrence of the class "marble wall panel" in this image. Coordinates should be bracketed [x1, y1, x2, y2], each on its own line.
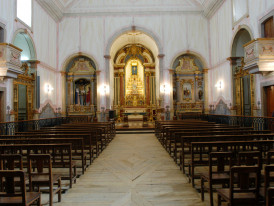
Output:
[80, 17, 104, 69]
[33, 1, 57, 68]
[59, 17, 80, 69]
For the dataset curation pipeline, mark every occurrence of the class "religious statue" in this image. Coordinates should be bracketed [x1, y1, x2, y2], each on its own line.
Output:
[86, 86, 91, 105]
[132, 66, 137, 75]
[75, 87, 79, 105]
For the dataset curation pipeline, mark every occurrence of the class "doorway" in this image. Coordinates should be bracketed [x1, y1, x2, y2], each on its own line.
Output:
[266, 86, 274, 117]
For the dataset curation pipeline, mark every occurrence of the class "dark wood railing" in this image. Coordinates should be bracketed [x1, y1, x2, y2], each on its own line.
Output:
[0, 116, 92, 135]
[180, 113, 274, 131]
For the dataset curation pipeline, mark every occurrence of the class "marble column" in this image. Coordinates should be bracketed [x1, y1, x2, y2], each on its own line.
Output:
[104, 55, 111, 109]
[158, 54, 165, 108]
[119, 72, 124, 105]
[168, 69, 174, 119]
[203, 69, 209, 114]
[145, 71, 151, 105]
[60, 71, 67, 116]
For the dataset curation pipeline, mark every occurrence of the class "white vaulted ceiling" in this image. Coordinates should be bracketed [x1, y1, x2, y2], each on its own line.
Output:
[37, 0, 224, 21]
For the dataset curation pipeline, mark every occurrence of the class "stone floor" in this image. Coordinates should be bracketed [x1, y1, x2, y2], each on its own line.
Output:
[51, 133, 207, 206]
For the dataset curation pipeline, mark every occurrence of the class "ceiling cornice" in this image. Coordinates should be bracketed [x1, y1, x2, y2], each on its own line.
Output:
[203, 0, 225, 18]
[36, 0, 64, 22]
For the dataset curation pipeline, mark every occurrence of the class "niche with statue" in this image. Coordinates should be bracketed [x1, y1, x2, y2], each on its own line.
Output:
[172, 54, 205, 115]
[66, 56, 97, 115]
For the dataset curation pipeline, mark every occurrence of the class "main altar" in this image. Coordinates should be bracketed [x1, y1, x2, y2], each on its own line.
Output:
[113, 44, 157, 122]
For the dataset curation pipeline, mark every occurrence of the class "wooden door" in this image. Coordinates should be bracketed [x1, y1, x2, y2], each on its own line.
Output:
[266, 86, 274, 117]
[243, 75, 251, 116]
[264, 17, 274, 38]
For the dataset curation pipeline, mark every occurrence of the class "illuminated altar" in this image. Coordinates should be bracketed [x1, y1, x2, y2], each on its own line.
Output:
[113, 44, 157, 121]
[125, 60, 145, 107]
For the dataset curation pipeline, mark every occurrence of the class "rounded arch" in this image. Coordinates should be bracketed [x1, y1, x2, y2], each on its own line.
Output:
[12, 28, 37, 60]
[230, 25, 254, 56]
[170, 50, 208, 69]
[105, 25, 163, 56]
[62, 52, 100, 72]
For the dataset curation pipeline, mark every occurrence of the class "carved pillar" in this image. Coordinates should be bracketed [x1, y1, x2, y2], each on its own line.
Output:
[28, 60, 40, 110]
[145, 71, 151, 105]
[168, 69, 174, 119]
[104, 55, 111, 109]
[60, 71, 67, 115]
[203, 69, 209, 113]
[158, 54, 165, 108]
[95, 70, 101, 113]
[119, 72, 124, 105]
[90, 77, 94, 105]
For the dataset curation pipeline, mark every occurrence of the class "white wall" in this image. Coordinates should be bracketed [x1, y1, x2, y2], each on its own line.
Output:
[0, 0, 59, 114]
[208, 0, 274, 113]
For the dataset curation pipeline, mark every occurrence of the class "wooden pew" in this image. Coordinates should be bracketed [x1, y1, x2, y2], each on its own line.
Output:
[0, 135, 87, 174]
[178, 133, 274, 174]
[189, 140, 274, 187]
[0, 144, 76, 188]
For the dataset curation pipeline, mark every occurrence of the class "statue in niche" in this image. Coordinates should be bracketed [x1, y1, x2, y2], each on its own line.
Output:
[74, 79, 91, 106]
[75, 87, 79, 105]
[86, 86, 91, 105]
[198, 90, 203, 100]
[132, 65, 137, 75]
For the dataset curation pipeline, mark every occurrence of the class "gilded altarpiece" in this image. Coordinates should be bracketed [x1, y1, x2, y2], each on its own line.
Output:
[13, 63, 35, 121]
[173, 56, 205, 114]
[113, 44, 156, 121]
[66, 57, 97, 116]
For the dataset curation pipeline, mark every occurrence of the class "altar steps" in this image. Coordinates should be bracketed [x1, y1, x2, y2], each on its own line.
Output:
[116, 129, 155, 134]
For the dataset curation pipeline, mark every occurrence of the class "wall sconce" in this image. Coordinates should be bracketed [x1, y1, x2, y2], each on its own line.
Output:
[160, 84, 171, 94]
[215, 80, 223, 90]
[100, 84, 109, 96]
[44, 84, 53, 93]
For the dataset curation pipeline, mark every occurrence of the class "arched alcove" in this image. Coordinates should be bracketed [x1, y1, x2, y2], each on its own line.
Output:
[12, 31, 36, 121]
[13, 31, 36, 60]
[231, 28, 253, 116]
[65, 55, 98, 117]
[109, 29, 160, 121]
[172, 53, 205, 117]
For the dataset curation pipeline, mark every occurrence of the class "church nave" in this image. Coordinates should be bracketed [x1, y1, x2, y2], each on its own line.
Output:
[55, 133, 205, 206]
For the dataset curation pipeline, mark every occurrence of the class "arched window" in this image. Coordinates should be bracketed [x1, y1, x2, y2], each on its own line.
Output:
[17, 0, 32, 27]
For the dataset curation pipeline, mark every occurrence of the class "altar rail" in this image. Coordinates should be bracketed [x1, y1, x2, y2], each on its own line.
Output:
[180, 113, 274, 131]
[0, 116, 92, 135]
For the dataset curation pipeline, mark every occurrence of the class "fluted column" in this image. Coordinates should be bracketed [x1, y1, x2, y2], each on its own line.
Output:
[119, 72, 124, 105]
[203, 69, 209, 114]
[60, 71, 67, 116]
[104, 55, 111, 109]
[145, 71, 151, 105]
[158, 54, 165, 108]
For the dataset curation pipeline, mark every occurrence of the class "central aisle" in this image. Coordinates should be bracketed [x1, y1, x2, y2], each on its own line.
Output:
[56, 134, 206, 206]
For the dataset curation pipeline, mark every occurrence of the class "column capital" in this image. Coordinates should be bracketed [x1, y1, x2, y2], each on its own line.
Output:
[104, 55, 111, 59]
[96, 70, 101, 75]
[203, 68, 209, 73]
[60, 71, 67, 77]
[158, 54, 165, 58]
[168, 69, 174, 74]
[145, 71, 151, 76]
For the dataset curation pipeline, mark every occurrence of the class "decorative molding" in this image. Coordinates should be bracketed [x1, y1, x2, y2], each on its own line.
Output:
[203, 0, 225, 18]
[38, 61, 59, 73]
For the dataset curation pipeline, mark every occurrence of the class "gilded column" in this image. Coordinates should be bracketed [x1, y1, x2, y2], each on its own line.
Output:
[145, 71, 151, 105]
[203, 68, 209, 114]
[119, 72, 124, 105]
[90, 77, 94, 105]
[60, 71, 67, 116]
[158, 54, 165, 108]
[104, 55, 111, 109]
